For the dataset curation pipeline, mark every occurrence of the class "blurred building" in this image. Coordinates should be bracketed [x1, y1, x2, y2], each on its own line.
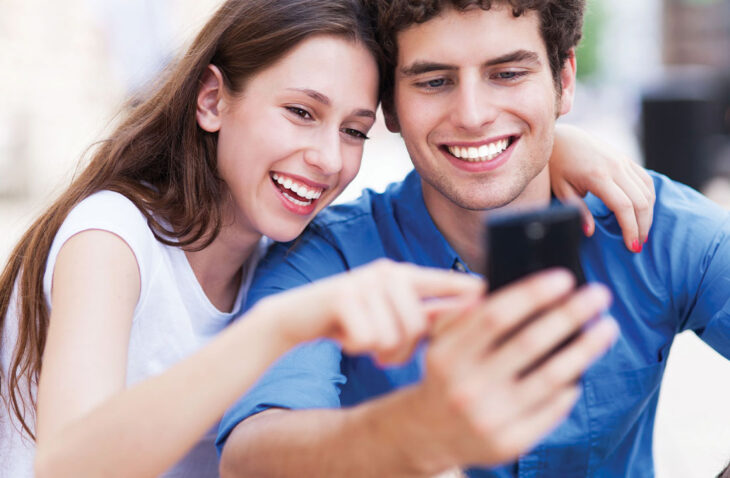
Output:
[663, 0, 730, 69]
[642, 0, 730, 191]
[0, 0, 220, 201]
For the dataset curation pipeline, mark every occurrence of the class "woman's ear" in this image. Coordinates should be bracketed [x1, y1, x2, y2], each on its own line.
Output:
[196, 65, 226, 133]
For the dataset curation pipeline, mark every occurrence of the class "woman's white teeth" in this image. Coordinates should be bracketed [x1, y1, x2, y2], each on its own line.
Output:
[448, 138, 510, 162]
[271, 173, 323, 202]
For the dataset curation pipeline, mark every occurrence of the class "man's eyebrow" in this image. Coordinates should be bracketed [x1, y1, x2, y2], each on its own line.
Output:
[400, 62, 456, 77]
[400, 49, 541, 77]
[484, 49, 541, 67]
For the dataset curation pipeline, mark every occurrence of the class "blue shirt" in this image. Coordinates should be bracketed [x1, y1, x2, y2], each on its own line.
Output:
[217, 170, 730, 477]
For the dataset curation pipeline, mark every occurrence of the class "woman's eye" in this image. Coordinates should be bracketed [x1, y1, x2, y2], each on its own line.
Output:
[286, 106, 313, 119]
[342, 128, 369, 140]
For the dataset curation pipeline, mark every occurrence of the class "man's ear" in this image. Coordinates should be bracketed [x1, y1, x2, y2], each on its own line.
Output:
[382, 100, 401, 133]
[557, 49, 577, 117]
[196, 65, 226, 133]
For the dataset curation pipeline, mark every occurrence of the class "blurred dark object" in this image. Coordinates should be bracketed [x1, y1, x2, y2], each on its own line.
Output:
[641, 69, 730, 191]
[643, 0, 730, 191]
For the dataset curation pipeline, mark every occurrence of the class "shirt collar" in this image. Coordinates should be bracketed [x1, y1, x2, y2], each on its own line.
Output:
[391, 170, 468, 272]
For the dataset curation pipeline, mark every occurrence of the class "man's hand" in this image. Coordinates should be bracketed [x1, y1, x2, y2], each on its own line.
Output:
[405, 269, 618, 471]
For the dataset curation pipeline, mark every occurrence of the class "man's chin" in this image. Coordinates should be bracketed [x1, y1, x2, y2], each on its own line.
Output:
[443, 190, 519, 213]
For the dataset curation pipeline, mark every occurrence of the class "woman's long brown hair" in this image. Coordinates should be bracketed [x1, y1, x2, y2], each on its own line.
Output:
[0, 0, 381, 440]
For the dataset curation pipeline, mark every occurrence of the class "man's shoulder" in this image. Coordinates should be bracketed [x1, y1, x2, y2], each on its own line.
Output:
[253, 179, 409, 286]
[308, 179, 407, 239]
[310, 192, 379, 232]
[651, 171, 728, 220]
[589, 170, 729, 235]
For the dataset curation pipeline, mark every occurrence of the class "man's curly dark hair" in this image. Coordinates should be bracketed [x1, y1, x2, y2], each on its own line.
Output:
[367, 0, 585, 113]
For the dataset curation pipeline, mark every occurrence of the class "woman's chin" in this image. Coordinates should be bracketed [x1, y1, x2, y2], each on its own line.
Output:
[261, 224, 308, 243]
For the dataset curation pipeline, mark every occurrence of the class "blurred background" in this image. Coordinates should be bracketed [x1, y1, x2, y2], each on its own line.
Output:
[1, 0, 729, 475]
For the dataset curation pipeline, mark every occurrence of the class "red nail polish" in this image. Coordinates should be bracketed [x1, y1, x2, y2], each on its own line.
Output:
[644, 235, 649, 244]
[631, 240, 640, 253]
[583, 223, 591, 235]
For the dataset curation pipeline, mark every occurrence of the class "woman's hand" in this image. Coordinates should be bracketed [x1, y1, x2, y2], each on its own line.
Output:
[259, 259, 484, 364]
[550, 124, 655, 252]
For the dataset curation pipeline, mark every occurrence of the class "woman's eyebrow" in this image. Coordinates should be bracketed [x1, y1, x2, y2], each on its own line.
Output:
[287, 87, 331, 106]
[287, 87, 375, 119]
[353, 109, 376, 119]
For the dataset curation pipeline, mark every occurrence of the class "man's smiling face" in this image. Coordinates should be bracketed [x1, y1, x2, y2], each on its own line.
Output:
[386, 5, 576, 214]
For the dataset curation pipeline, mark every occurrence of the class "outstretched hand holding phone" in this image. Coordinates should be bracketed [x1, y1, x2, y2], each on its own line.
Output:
[411, 270, 618, 471]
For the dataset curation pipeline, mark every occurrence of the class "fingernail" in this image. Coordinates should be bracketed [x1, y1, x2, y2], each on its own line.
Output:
[631, 240, 641, 253]
[583, 223, 591, 235]
[545, 268, 574, 286]
[586, 284, 612, 306]
[598, 317, 620, 343]
[644, 235, 649, 244]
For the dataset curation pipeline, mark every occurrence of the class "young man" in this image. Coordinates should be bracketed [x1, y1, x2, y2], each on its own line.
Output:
[217, 1, 730, 476]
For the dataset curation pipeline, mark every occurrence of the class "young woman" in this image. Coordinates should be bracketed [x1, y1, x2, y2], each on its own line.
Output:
[0, 0, 653, 477]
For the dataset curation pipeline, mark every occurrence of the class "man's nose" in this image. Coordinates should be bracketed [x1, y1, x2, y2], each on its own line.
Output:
[451, 77, 498, 131]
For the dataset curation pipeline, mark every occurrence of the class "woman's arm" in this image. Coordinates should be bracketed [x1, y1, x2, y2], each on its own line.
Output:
[220, 271, 617, 478]
[35, 229, 293, 478]
[550, 124, 656, 252]
[34, 231, 481, 478]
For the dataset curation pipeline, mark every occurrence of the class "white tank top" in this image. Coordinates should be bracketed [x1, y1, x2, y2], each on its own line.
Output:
[0, 191, 269, 477]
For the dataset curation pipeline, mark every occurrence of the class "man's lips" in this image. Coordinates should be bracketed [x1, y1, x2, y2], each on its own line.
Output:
[441, 135, 516, 163]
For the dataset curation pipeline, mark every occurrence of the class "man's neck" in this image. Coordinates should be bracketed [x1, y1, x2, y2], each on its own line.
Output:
[422, 167, 552, 274]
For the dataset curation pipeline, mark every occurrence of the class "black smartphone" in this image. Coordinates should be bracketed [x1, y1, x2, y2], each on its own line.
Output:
[484, 204, 586, 292]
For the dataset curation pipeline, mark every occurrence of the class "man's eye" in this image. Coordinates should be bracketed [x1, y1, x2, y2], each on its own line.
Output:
[416, 78, 448, 89]
[495, 71, 526, 81]
[286, 106, 312, 119]
[426, 78, 446, 88]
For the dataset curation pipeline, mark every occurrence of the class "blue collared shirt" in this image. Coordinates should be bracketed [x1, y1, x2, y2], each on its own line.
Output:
[217, 170, 730, 477]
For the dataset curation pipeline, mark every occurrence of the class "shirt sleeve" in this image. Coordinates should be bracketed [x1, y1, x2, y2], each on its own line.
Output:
[679, 214, 730, 358]
[42, 191, 159, 318]
[216, 229, 351, 453]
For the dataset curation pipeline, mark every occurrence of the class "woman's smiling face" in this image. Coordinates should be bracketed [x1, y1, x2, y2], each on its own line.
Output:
[199, 34, 379, 242]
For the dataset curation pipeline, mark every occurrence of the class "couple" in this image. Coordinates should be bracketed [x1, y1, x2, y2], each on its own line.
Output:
[216, 1, 730, 477]
[0, 1, 724, 478]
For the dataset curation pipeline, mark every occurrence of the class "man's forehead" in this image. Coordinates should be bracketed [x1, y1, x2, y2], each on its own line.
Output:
[394, 6, 545, 69]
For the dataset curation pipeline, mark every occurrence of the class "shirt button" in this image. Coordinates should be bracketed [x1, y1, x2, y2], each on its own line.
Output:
[453, 261, 466, 272]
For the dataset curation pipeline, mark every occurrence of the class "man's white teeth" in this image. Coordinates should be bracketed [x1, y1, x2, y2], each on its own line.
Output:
[448, 138, 510, 162]
[271, 173, 323, 201]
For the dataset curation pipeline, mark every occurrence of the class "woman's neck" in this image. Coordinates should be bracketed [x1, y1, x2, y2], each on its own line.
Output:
[184, 222, 262, 313]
